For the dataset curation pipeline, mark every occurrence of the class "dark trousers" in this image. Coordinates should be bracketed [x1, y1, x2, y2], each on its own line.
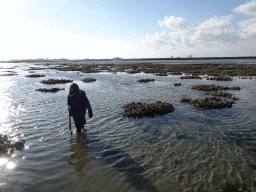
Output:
[73, 115, 86, 133]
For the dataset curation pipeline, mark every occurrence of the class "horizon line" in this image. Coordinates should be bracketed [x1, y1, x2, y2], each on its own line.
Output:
[1, 56, 256, 63]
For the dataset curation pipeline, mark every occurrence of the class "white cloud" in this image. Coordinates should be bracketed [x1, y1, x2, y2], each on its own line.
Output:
[158, 15, 192, 31]
[233, 0, 256, 16]
[146, 30, 195, 50]
[193, 15, 238, 43]
[147, 15, 239, 49]
[238, 18, 256, 39]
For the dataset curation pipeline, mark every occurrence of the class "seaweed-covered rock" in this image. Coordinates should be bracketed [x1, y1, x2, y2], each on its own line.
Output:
[181, 97, 234, 109]
[40, 79, 73, 84]
[191, 84, 240, 91]
[0, 134, 26, 156]
[121, 101, 175, 118]
[174, 83, 181, 86]
[180, 75, 202, 79]
[205, 91, 232, 98]
[81, 78, 96, 83]
[26, 74, 45, 78]
[206, 76, 233, 81]
[137, 79, 155, 83]
[35, 88, 65, 92]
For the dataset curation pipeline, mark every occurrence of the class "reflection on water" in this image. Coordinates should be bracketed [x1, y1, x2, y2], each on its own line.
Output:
[69, 133, 92, 176]
[0, 62, 256, 191]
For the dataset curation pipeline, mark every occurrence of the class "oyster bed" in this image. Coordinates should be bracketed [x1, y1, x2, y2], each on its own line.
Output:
[0, 134, 25, 157]
[174, 83, 181, 86]
[181, 84, 241, 109]
[26, 74, 46, 78]
[35, 88, 65, 93]
[180, 75, 202, 79]
[191, 84, 241, 91]
[205, 91, 232, 98]
[206, 75, 233, 81]
[0, 73, 18, 76]
[121, 101, 175, 118]
[27, 63, 256, 76]
[40, 79, 73, 84]
[181, 97, 234, 109]
[82, 78, 97, 83]
[137, 78, 155, 83]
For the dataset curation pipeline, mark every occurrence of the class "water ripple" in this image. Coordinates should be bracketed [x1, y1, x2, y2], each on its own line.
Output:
[0, 63, 256, 191]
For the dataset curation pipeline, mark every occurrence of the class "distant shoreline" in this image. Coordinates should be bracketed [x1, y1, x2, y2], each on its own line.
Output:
[1, 56, 256, 63]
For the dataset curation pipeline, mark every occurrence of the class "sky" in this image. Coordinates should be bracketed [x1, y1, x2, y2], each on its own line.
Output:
[0, 0, 256, 60]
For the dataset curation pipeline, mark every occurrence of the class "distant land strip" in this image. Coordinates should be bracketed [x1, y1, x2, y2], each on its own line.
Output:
[1, 56, 256, 63]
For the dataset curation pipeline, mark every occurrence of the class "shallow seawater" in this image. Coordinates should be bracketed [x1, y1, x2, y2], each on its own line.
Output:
[0, 62, 256, 192]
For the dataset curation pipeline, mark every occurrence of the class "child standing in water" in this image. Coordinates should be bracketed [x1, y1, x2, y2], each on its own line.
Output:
[67, 83, 93, 133]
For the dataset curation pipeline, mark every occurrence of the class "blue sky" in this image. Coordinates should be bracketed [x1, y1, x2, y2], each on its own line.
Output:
[0, 0, 256, 60]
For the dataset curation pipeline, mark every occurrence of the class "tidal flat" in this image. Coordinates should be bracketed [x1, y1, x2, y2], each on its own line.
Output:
[0, 61, 256, 192]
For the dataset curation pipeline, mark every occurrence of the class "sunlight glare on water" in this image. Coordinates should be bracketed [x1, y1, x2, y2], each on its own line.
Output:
[6, 162, 16, 170]
[0, 158, 8, 166]
[0, 77, 14, 133]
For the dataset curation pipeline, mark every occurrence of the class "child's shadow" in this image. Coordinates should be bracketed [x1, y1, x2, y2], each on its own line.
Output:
[68, 131, 159, 192]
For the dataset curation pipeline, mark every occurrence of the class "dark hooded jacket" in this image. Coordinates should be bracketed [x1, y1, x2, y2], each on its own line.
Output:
[67, 90, 93, 118]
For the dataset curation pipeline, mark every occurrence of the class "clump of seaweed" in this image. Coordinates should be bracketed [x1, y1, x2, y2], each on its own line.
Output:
[81, 78, 96, 83]
[191, 84, 240, 91]
[205, 91, 232, 98]
[137, 79, 155, 83]
[121, 101, 175, 118]
[0, 134, 26, 157]
[207, 76, 233, 81]
[35, 88, 65, 93]
[40, 79, 73, 84]
[180, 75, 202, 79]
[26, 74, 46, 78]
[174, 83, 181, 86]
[181, 97, 234, 109]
